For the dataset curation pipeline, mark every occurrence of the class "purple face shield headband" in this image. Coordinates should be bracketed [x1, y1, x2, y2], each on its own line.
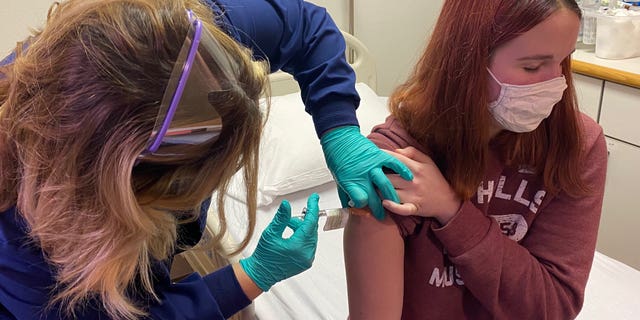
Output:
[137, 10, 239, 162]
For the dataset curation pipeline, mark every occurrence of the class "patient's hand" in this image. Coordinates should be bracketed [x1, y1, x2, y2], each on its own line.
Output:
[381, 147, 461, 225]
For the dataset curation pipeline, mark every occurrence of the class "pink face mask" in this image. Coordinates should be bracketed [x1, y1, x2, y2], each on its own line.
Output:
[487, 69, 567, 133]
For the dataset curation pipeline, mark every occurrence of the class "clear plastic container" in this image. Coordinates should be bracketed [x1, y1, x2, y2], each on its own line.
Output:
[582, 9, 599, 44]
[580, 1, 601, 44]
[594, 11, 640, 59]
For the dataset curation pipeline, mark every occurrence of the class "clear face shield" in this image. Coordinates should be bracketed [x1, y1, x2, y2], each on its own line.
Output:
[137, 10, 239, 162]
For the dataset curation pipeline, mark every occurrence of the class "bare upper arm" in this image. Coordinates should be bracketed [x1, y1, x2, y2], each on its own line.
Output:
[344, 213, 404, 320]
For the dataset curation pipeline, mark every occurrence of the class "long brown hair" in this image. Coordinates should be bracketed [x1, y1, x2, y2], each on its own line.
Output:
[389, 0, 585, 199]
[0, 0, 268, 318]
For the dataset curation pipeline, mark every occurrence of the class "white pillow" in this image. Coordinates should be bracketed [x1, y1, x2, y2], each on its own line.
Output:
[226, 83, 390, 207]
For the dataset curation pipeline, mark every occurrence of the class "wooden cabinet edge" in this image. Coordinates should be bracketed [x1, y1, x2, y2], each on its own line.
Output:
[572, 60, 640, 89]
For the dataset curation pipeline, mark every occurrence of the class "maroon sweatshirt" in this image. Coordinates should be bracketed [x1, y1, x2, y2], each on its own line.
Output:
[367, 113, 607, 319]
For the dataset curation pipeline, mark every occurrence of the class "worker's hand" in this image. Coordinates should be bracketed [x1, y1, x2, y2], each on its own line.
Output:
[381, 147, 461, 225]
[239, 194, 320, 291]
[320, 126, 413, 220]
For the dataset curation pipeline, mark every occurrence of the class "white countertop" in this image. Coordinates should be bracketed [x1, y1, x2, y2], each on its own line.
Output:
[573, 44, 640, 76]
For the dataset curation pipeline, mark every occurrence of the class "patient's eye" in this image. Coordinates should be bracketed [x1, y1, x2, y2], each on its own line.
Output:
[523, 66, 540, 72]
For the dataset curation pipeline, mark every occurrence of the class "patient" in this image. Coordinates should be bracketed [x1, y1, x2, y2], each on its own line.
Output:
[344, 0, 607, 319]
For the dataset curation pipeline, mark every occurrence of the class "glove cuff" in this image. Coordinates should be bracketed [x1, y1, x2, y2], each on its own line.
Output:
[239, 257, 273, 292]
[320, 125, 360, 144]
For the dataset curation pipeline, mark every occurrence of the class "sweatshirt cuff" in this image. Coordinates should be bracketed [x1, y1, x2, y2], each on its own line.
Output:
[203, 264, 251, 318]
[432, 200, 492, 257]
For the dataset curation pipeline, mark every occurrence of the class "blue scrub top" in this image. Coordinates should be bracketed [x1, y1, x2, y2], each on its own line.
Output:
[0, 203, 250, 319]
[214, 0, 360, 137]
[0, 0, 358, 318]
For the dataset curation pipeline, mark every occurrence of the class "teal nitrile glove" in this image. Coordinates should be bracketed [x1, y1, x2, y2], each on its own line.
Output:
[239, 194, 320, 291]
[320, 126, 413, 220]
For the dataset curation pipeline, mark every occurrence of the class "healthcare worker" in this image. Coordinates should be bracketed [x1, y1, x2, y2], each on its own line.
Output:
[0, 0, 377, 318]
[344, 0, 608, 319]
[0, 0, 413, 220]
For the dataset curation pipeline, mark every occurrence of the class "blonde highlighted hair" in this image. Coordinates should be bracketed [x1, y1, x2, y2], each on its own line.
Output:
[0, 0, 268, 318]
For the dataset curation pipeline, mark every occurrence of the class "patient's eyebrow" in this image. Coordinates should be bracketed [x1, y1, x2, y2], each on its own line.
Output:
[517, 54, 554, 61]
[518, 49, 576, 61]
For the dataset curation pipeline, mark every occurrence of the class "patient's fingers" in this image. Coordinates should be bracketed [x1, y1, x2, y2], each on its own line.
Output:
[394, 146, 432, 163]
[385, 173, 414, 189]
[382, 199, 418, 216]
[382, 155, 414, 181]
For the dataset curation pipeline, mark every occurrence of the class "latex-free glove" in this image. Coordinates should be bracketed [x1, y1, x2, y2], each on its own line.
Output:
[320, 126, 413, 220]
[239, 194, 320, 291]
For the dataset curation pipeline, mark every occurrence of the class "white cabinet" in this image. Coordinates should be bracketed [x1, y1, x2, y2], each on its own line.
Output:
[596, 81, 640, 270]
[573, 73, 603, 121]
[600, 82, 640, 146]
[599, 137, 640, 269]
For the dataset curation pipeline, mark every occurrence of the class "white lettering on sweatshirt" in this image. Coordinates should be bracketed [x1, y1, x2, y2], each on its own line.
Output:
[476, 176, 546, 214]
[428, 265, 465, 288]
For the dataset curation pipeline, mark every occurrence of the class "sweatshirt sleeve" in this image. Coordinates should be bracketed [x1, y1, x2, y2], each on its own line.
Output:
[212, 0, 360, 137]
[433, 122, 608, 319]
